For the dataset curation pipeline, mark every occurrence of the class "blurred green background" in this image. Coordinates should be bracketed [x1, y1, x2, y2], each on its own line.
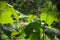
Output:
[0, 0, 60, 40]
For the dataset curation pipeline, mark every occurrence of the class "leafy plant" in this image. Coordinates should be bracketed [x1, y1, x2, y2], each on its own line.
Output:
[0, 0, 60, 40]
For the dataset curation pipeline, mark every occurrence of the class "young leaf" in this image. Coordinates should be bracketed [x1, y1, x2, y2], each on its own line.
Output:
[40, 12, 58, 25]
[0, 1, 19, 25]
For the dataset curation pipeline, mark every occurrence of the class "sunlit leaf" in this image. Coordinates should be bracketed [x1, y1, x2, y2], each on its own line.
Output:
[28, 14, 37, 23]
[40, 12, 58, 25]
[0, 1, 19, 25]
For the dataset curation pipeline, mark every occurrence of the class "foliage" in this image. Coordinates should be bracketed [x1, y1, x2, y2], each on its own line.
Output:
[0, 0, 60, 40]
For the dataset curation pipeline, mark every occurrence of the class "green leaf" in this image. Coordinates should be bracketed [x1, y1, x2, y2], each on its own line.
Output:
[40, 12, 58, 25]
[10, 7, 19, 21]
[28, 15, 37, 23]
[24, 21, 41, 40]
[0, 1, 19, 25]
[0, 1, 7, 10]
